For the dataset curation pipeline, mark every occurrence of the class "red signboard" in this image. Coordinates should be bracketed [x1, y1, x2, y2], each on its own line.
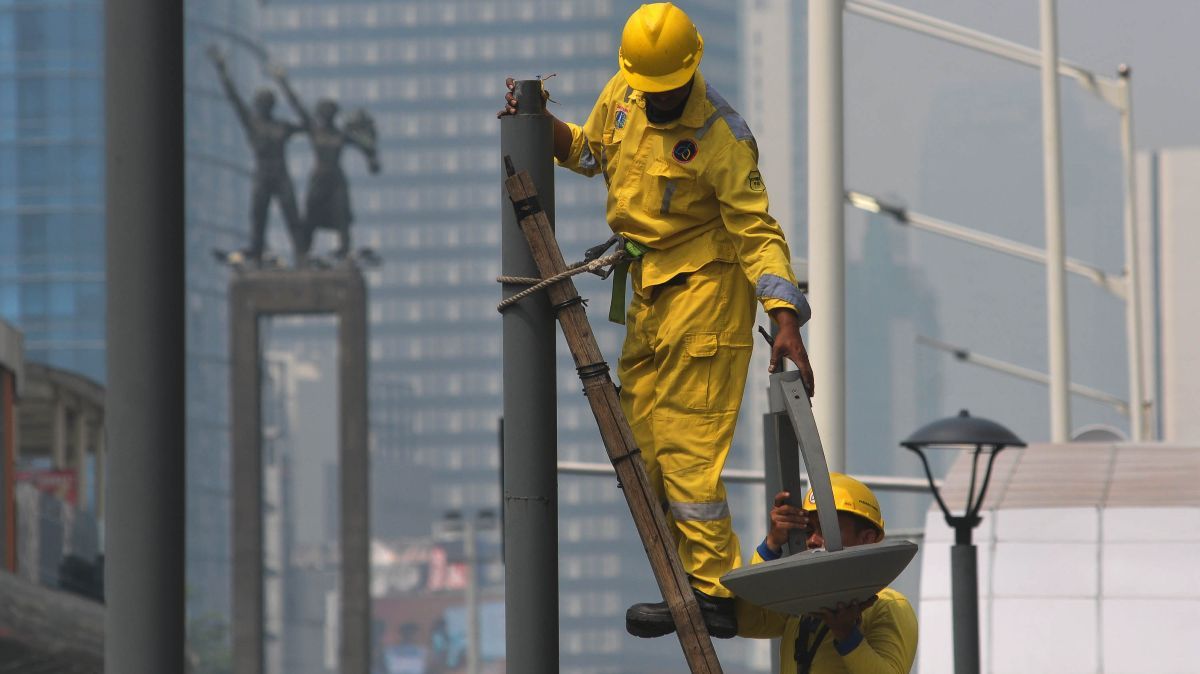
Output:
[16, 469, 78, 506]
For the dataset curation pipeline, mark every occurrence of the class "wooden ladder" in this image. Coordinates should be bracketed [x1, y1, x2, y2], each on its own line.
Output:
[503, 158, 724, 674]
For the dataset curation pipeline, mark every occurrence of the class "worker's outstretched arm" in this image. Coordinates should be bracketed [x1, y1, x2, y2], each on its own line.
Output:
[499, 75, 616, 177]
[498, 78, 574, 163]
[708, 139, 814, 395]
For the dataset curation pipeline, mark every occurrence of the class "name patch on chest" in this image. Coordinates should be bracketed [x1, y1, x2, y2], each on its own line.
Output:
[672, 138, 698, 164]
[614, 105, 629, 130]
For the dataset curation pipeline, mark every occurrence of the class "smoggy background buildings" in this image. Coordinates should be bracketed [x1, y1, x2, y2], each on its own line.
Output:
[7, 0, 1200, 672]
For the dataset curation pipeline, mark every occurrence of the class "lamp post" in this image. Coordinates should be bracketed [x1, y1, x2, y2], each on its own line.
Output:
[441, 509, 498, 674]
[901, 411, 1025, 674]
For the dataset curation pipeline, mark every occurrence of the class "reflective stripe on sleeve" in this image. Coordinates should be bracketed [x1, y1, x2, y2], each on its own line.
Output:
[670, 500, 731, 522]
[580, 145, 598, 171]
[756, 274, 812, 325]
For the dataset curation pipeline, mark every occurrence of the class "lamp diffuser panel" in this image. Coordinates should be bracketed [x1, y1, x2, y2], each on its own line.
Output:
[722, 540, 918, 616]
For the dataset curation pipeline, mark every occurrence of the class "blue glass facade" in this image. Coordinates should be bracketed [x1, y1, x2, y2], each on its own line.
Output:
[184, 0, 262, 627]
[0, 0, 105, 383]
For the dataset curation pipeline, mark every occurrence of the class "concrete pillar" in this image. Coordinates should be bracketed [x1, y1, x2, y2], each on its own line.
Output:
[231, 267, 370, 674]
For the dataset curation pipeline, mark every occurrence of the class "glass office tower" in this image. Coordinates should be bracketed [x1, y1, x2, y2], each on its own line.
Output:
[0, 1, 105, 383]
[184, 0, 263, 628]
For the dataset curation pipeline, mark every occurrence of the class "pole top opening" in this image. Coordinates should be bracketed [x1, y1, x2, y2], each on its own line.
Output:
[512, 79, 547, 116]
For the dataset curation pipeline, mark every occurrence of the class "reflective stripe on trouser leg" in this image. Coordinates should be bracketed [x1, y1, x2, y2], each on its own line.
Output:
[617, 260, 755, 598]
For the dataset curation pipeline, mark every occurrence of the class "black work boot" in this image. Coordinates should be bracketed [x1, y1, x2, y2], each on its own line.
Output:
[625, 599, 674, 638]
[694, 590, 738, 639]
[625, 590, 738, 639]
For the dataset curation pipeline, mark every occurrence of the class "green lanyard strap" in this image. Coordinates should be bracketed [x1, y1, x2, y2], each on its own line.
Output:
[608, 239, 647, 324]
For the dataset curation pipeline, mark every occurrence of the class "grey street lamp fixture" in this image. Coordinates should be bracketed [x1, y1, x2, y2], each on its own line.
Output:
[901, 410, 1025, 674]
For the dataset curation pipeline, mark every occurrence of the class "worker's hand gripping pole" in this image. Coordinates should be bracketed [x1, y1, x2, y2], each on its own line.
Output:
[771, 371, 843, 554]
[502, 157, 724, 674]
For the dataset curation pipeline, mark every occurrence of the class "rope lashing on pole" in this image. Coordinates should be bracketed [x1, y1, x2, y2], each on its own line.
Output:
[496, 249, 628, 312]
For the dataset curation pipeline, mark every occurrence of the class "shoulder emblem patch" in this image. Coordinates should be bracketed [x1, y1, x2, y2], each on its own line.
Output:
[747, 170, 765, 192]
[614, 104, 628, 130]
[672, 138, 698, 164]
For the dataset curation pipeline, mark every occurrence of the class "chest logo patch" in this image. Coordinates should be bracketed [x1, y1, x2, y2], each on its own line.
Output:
[614, 105, 629, 129]
[672, 138, 698, 164]
[747, 170, 765, 192]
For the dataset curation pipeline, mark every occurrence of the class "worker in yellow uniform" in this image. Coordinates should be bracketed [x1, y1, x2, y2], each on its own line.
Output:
[499, 2, 814, 639]
[738, 474, 918, 673]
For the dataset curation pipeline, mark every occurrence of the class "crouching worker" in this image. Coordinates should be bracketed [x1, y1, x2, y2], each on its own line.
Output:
[737, 474, 918, 673]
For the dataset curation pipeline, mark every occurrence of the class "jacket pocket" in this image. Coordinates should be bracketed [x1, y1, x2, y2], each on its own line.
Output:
[643, 158, 695, 216]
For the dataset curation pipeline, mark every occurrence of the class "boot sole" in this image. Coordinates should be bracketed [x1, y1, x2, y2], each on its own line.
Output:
[625, 608, 676, 639]
[625, 614, 738, 639]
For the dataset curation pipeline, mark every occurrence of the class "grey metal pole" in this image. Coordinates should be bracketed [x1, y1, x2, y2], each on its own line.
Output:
[1040, 0, 1071, 441]
[465, 516, 480, 674]
[1117, 65, 1148, 441]
[950, 538, 981, 674]
[500, 79, 558, 673]
[104, 0, 185, 671]
[808, 0, 847, 470]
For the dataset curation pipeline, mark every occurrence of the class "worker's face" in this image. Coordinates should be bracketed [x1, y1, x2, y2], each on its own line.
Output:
[644, 78, 694, 112]
[806, 512, 880, 551]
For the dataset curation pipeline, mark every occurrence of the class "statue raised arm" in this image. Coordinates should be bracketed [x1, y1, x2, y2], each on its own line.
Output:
[208, 46, 253, 134]
[206, 45, 305, 264]
[269, 63, 313, 132]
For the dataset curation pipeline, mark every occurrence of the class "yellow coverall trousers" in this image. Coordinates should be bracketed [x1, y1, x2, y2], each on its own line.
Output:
[618, 257, 755, 598]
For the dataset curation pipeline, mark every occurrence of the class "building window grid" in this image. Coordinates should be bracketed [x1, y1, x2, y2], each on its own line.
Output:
[264, 0, 617, 32]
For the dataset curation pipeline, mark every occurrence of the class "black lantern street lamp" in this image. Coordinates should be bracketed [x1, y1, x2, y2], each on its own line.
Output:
[902, 410, 1025, 674]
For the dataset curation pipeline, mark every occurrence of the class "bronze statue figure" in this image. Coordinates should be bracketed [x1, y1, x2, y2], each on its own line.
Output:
[207, 46, 305, 263]
[271, 65, 381, 259]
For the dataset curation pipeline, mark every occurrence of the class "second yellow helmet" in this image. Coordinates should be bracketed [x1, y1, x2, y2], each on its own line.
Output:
[618, 3, 704, 93]
[802, 473, 886, 534]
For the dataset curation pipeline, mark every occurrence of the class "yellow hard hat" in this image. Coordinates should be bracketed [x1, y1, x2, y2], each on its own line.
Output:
[802, 473, 886, 534]
[618, 3, 704, 93]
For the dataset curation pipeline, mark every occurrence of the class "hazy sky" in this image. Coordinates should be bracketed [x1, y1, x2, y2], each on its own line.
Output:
[871, 0, 1200, 152]
[817, 0, 1194, 452]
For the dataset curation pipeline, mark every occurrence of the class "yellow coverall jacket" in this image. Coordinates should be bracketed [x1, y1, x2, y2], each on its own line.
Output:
[736, 551, 919, 673]
[559, 70, 810, 597]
